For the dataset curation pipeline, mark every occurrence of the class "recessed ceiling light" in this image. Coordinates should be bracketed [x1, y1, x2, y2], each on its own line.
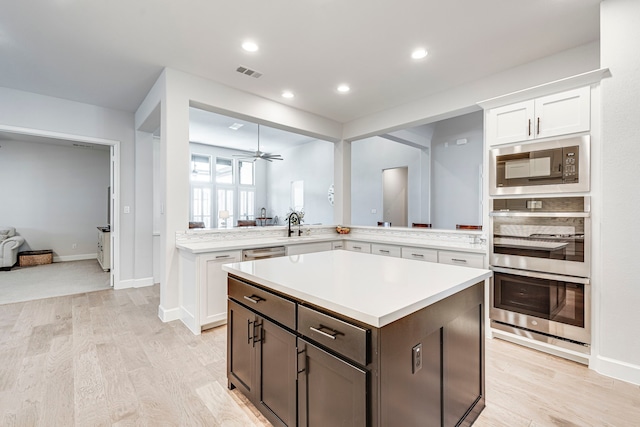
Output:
[242, 41, 259, 52]
[411, 48, 428, 59]
[337, 84, 350, 93]
[229, 123, 244, 130]
[282, 91, 294, 99]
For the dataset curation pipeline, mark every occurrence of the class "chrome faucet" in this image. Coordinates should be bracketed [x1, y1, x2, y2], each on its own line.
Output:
[288, 211, 301, 237]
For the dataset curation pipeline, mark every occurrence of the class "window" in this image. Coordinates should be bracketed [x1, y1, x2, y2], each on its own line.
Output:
[239, 190, 255, 220]
[217, 188, 235, 228]
[191, 154, 211, 182]
[239, 160, 255, 186]
[191, 186, 212, 227]
[291, 180, 304, 211]
[216, 158, 233, 184]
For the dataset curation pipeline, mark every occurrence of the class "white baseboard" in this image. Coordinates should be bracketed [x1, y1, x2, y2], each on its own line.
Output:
[592, 355, 640, 386]
[53, 254, 98, 262]
[114, 277, 155, 290]
[158, 305, 181, 323]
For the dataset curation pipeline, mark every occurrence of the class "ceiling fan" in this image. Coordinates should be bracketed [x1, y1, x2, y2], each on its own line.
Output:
[233, 125, 284, 162]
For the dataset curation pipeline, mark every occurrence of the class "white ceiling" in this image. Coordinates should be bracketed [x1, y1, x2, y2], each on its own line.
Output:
[0, 0, 600, 124]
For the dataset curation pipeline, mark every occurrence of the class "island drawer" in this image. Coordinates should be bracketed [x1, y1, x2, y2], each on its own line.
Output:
[228, 277, 296, 330]
[345, 241, 371, 253]
[298, 305, 369, 366]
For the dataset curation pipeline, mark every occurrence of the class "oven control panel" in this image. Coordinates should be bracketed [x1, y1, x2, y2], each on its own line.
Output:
[563, 146, 579, 183]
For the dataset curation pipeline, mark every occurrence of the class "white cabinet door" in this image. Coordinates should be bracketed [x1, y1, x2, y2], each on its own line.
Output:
[486, 100, 535, 146]
[200, 250, 241, 328]
[345, 241, 372, 253]
[486, 86, 590, 146]
[438, 251, 484, 269]
[371, 243, 401, 257]
[535, 86, 590, 139]
[401, 246, 438, 263]
[286, 242, 332, 255]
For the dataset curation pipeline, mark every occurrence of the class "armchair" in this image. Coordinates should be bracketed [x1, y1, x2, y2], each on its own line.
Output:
[0, 226, 26, 270]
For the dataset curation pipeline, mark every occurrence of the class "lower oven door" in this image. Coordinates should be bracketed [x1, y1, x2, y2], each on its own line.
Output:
[490, 267, 590, 345]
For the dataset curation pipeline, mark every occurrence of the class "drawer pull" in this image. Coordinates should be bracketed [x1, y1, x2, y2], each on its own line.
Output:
[353, 246, 361, 250]
[215, 254, 231, 259]
[243, 295, 265, 304]
[411, 253, 424, 258]
[379, 249, 389, 254]
[451, 258, 467, 263]
[310, 325, 340, 340]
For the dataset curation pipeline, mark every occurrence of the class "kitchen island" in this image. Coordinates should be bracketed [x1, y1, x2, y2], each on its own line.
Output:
[223, 250, 492, 427]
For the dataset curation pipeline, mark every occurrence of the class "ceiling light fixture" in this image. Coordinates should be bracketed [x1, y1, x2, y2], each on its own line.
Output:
[337, 84, 350, 93]
[229, 123, 244, 130]
[242, 41, 259, 52]
[282, 91, 294, 99]
[411, 48, 428, 59]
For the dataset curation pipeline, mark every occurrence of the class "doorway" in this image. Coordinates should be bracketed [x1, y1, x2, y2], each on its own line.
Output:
[382, 167, 408, 227]
[0, 125, 119, 303]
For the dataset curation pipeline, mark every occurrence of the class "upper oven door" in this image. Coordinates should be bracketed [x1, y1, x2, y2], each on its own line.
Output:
[489, 135, 590, 196]
[490, 197, 591, 278]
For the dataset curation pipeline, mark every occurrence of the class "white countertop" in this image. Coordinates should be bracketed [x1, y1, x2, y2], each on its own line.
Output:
[177, 232, 486, 254]
[222, 251, 492, 328]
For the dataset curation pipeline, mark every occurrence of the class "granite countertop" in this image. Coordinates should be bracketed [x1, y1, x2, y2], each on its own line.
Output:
[222, 250, 492, 328]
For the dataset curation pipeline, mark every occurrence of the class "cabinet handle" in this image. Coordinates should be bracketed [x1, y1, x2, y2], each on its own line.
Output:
[297, 348, 307, 374]
[353, 246, 361, 250]
[411, 253, 424, 258]
[310, 325, 339, 340]
[379, 249, 390, 254]
[537, 117, 540, 135]
[243, 295, 265, 304]
[451, 258, 468, 263]
[215, 255, 230, 259]
[528, 119, 531, 136]
[252, 321, 263, 347]
[247, 320, 253, 344]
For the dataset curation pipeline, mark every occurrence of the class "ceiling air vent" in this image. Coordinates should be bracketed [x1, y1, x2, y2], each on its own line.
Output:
[236, 65, 263, 79]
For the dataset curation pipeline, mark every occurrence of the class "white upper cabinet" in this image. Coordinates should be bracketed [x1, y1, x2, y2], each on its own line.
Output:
[486, 86, 590, 146]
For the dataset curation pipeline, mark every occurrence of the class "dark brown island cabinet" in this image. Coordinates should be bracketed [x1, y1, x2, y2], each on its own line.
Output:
[227, 274, 485, 427]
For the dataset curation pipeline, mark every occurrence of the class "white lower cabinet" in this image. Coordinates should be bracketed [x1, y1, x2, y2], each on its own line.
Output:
[332, 241, 345, 250]
[286, 242, 332, 255]
[371, 243, 401, 257]
[438, 250, 484, 269]
[401, 247, 438, 263]
[345, 241, 372, 253]
[200, 250, 242, 329]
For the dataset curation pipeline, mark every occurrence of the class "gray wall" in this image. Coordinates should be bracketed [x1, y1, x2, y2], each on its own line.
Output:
[351, 136, 426, 226]
[266, 139, 334, 225]
[430, 111, 483, 229]
[0, 139, 110, 260]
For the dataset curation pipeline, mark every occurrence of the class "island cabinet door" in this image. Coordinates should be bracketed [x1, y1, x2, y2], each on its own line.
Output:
[255, 318, 297, 427]
[297, 338, 367, 427]
[227, 299, 256, 396]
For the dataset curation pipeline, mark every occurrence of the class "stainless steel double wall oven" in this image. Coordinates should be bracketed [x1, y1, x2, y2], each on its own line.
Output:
[488, 136, 591, 353]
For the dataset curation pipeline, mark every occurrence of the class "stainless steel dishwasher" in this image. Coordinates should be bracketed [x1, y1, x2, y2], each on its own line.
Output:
[242, 246, 286, 261]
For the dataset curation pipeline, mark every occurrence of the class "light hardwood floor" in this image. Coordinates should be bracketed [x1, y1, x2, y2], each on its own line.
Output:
[0, 285, 638, 426]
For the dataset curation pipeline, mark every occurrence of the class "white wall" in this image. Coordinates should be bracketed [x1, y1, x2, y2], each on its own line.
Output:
[351, 136, 426, 226]
[0, 139, 109, 260]
[266, 139, 334, 225]
[595, 0, 640, 384]
[0, 87, 136, 285]
[430, 111, 483, 229]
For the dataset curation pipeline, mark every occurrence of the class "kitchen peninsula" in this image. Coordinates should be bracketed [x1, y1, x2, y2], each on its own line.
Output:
[223, 250, 492, 427]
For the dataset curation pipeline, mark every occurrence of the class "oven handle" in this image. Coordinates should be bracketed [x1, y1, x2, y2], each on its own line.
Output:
[490, 211, 590, 218]
[490, 266, 590, 285]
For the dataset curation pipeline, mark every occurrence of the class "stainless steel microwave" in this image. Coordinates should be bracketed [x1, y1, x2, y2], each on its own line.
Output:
[489, 135, 590, 196]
